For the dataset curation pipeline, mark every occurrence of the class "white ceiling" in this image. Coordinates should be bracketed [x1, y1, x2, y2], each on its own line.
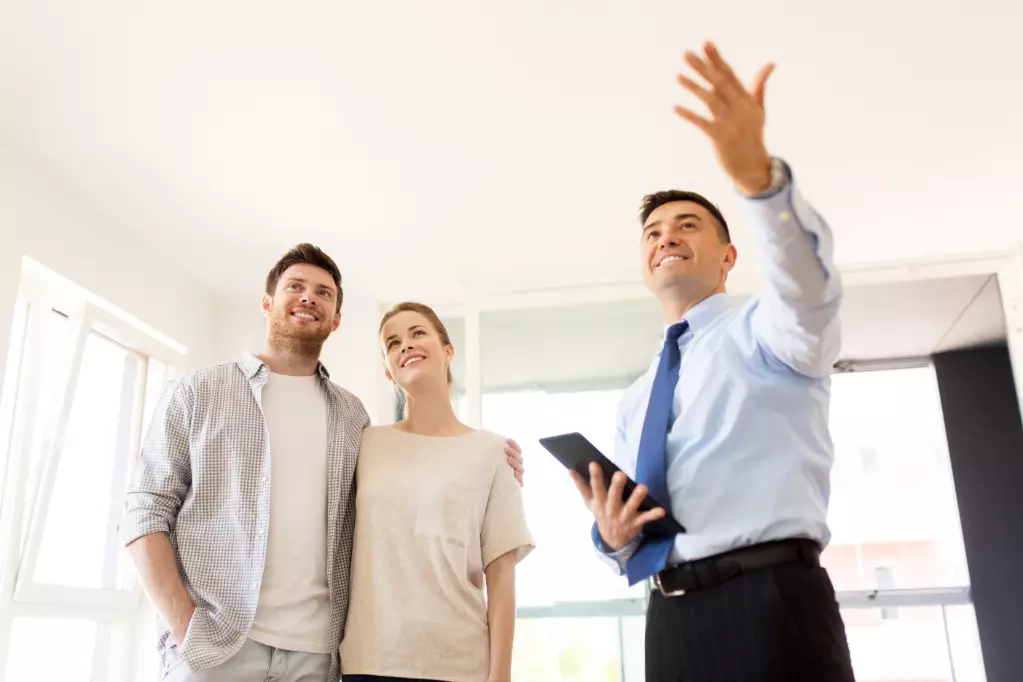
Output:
[839, 274, 1005, 360]
[1, 1, 1022, 304]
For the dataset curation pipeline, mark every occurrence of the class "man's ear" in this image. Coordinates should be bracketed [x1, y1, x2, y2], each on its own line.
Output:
[261, 294, 273, 317]
[331, 311, 342, 333]
[722, 243, 738, 273]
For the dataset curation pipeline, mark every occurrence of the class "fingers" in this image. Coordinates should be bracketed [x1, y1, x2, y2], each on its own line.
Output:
[683, 50, 726, 96]
[674, 106, 711, 133]
[504, 439, 524, 484]
[506, 454, 524, 476]
[621, 486, 667, 534]
[635, 506, 667, 528]
[589, 463, 608, 510]
[569, 470, 593, 502]
[621, 483, 649, 518]
[604, 471, 627, 520]
[676, 74, 717, 111]
[703, 42, 743, 93]
[751, 62, 775, 109]
[681, 43, 755, 112]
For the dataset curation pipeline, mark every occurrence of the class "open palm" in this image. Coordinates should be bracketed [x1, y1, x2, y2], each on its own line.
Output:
[674, 42, 775, 196]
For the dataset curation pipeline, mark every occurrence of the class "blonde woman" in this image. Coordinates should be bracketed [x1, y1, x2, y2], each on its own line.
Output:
[340, 302, 534, 682]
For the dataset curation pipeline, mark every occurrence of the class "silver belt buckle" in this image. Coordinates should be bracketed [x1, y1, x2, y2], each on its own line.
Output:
[654, 572, 686, 598]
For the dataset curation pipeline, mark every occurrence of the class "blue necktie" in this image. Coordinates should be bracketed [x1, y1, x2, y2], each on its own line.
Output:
[625, 321, 688, 586]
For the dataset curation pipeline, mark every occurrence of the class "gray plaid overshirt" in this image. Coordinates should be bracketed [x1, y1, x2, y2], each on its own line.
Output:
[119, 353, 368, 680]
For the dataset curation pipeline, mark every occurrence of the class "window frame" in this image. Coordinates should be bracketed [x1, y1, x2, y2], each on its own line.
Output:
[0, 271, 185, 682]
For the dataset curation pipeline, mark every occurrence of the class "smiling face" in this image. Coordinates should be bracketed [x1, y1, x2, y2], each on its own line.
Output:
[262, 263, 341, 353]
[640, 200, 737, 304]
[380, 308, 454, 395]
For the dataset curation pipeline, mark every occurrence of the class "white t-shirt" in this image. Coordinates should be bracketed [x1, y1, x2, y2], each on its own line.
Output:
[340, 426, 534, 681]
[248, 372, 331, 653]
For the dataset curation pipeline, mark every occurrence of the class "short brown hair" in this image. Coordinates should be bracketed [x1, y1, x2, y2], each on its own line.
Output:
[640, 190, 731, 243]
[265, 243, 343, 313]
[379, 301, 453, 385]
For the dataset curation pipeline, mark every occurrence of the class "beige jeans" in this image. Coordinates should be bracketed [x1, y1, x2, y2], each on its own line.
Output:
[163, 638, 331, 682]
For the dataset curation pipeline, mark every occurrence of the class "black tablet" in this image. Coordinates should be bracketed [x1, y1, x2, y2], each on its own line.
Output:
[539, 431, 686, 537]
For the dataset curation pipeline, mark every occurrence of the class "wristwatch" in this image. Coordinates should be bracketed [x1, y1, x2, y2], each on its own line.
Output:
[749, 157, 790, 199]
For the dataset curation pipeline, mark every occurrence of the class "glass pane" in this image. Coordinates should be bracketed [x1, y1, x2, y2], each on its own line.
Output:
[20, 309, 71, 548]
[824, 366, 969, 590]
[0, 298, 29, 513]
[106, 620, 157, 682]
[944, 604, 987, 682]
[512, 617, 621, 682]
[5, 617, 96, 682]
[484, 389, 645, 606]
[619, 615, 645, 682]
[844, 604, 986, 682]
[34, 331, 139, 589]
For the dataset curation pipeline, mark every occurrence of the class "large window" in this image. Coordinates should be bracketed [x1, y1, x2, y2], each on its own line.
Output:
[480, 364, 985, 682]
[0, 267, 182, 682]
[824, 366, 970, 591]
[483, 388, 642, 607]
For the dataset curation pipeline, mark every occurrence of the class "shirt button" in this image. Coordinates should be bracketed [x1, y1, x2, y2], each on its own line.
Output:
[778, 210, 792, 223]
[262, 476, 268, 483]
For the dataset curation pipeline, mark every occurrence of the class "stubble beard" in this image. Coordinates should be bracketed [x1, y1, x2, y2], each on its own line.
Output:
[268, 314, 331, 359]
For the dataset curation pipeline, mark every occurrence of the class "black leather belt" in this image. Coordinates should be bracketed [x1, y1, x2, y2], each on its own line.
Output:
[652, 538, 821, 598]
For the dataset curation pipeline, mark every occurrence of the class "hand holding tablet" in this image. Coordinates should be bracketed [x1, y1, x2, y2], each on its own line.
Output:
[539, 432, 685, 551]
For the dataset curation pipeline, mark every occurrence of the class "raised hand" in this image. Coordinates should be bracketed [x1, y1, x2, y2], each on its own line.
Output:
[674, 42, 775, 196]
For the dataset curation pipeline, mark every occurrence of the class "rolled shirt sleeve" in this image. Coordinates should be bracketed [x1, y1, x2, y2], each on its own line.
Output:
[119, 378, 193, 546]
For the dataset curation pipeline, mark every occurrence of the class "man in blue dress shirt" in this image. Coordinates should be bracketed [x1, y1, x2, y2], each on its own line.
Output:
[571, 43, 855, 681]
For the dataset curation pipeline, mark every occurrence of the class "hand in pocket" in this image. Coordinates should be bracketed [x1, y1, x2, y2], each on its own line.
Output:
[171, 607, 195, 647]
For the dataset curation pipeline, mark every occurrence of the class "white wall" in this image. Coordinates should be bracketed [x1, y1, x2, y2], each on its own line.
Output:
[0, 148, 219, 392]
[0, 137, 392, 428]
[444, 299, 665, 393]
[452, 272, 1021, 394]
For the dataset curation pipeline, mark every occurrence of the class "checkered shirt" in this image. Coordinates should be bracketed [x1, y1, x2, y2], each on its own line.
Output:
[119, 353, 368, 680]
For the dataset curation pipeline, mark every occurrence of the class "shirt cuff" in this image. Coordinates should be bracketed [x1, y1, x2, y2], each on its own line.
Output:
[591, 522, 642, 574]
[118, 509, 171, 547]
[743, 157, 790, 200]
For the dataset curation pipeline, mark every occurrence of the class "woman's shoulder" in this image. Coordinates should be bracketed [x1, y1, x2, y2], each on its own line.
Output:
[464, 428, 507, 451]
[462, 429, 514, 472]
[358, 424, 399, 451]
